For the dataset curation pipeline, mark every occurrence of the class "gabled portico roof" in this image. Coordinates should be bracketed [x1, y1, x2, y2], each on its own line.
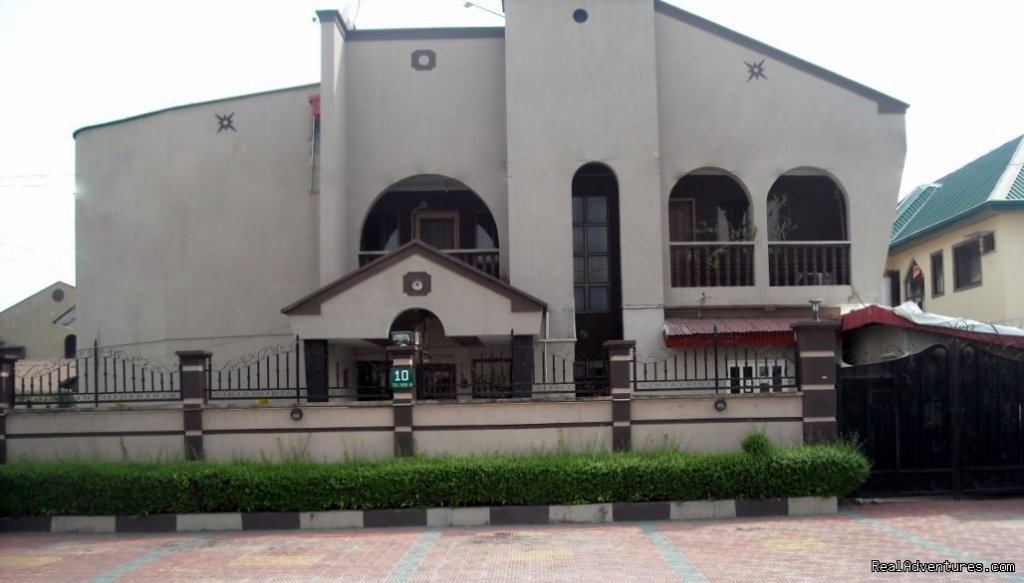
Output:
[282, 241, 545, 317]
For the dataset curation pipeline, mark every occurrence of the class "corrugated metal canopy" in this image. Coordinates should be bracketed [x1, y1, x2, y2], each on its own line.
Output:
[663, 317, 802, 348]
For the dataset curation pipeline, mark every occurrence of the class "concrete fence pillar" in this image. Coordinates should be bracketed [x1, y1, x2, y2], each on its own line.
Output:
[791, 321, 841, 444]
[177, 351, 211, 461]
[0, 354, 18, 464]
[386, 345, 419, 457]
[604, 340, 636, 452]
[304, 339, 329, 403]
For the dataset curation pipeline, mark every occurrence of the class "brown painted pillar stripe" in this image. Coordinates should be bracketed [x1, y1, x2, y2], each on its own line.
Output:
[790, 322, 840, 444]
[176, 351, 211, 461]
[604, 340, 636, 452]
[386, 346, 418, 457]
[0, 355, 18, 465]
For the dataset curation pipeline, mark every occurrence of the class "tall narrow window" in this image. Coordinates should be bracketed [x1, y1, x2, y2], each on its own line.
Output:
[930, 251, 944, 297]
[573, 194, 610, 312]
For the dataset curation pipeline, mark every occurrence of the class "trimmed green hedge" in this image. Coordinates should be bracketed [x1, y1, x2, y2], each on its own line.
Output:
[0, 443, 868, 517]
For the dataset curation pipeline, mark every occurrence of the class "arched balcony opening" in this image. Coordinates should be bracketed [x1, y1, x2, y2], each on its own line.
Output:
[359, 174, 500, 278]
[767, 173, 850, 286]
[668, 171, 754, 287]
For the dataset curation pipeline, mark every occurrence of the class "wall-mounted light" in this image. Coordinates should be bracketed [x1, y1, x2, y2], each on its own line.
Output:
[290, 407, 304, 421]
[714, 398, 727, 412]
[809, 298, 823, 321]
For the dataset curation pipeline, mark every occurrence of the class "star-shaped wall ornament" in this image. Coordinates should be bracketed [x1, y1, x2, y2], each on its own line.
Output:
[745, 59, 767, 82]
[216, 113, 237, 133]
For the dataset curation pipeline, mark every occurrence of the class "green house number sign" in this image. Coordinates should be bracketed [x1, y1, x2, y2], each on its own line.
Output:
[389, 366, 416, 391]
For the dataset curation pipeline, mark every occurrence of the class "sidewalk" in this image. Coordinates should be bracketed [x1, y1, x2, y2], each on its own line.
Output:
[1, 498, 1021, 582]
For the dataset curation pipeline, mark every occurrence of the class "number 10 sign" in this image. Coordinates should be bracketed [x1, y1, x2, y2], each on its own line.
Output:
[389, 366, 416, 391]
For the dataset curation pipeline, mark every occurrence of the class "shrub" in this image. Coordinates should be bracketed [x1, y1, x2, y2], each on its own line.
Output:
[0, 443, 869, 517]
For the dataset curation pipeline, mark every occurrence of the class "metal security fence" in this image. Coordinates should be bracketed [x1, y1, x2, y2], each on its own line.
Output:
[13, 341, 179, 407]
[633, 335, 796, 395]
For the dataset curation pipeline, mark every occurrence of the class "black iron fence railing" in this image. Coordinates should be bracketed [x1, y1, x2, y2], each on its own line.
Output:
[768, 242, 850, 286]
[13, 342, 180, 407]
[633, 335, 797, 395]
[670, 243, 755, 287]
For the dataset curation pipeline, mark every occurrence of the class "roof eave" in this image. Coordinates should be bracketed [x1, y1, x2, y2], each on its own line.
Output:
[653, 0, 908, 114]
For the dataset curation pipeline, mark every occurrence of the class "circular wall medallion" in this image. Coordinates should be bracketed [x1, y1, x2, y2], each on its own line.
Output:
[52, 288, 65, 302]
[573, 9, 588, 23]
[411, 279, 424, 292]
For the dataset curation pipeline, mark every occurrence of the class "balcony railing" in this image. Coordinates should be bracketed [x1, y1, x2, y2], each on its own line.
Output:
[670, 242, 754, 287]
[359, 248, 500, 279]
[768, 242, 850, 286]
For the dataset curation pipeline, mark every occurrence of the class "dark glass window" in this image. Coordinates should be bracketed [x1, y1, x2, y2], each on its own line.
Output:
[573, 193, 610, 313]
[954, 240, 982, 290]
[930, 251, 944, 297]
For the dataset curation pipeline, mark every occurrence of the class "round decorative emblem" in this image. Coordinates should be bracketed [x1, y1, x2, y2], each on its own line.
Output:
[411, 279, 424, 292]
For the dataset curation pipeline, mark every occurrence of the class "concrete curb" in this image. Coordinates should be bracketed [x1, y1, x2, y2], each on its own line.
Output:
[0, 496, 837, 533]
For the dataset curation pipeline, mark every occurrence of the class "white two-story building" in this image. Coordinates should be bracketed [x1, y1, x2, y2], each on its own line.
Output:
[74, 0, 906, 398]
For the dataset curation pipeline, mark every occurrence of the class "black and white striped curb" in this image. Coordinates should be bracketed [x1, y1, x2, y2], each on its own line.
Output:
[0, 496, 835, 533]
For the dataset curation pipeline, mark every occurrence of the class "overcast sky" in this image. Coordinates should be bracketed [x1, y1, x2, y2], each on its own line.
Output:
[2, 0, 1023, 311]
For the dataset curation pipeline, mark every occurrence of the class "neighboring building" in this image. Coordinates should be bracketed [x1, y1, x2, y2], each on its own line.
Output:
[886, 135, 1024, 324]
[73, 1, 906, 390]
[0, 282, 77, 360]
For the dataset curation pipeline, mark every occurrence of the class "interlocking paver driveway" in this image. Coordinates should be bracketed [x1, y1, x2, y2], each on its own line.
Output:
[1, 498, 1021, 582]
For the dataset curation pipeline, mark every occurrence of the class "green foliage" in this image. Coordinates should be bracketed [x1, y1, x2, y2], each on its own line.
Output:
[741, 432, 775, 458]
[0, 442, 869, 517]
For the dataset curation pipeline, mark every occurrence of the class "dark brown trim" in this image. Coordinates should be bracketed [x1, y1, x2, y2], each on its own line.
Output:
[349, 27, 504, 41]
[364, 509, 427, 528]
[802, 389, 837, 419]
[653, 1, 907, 113]
[799, 356, 836, 385]
[183, 409, 202, 432]
[241, 512, 301, 531]
[613, 502, 670, 522]
[413, 421, 609, 431]
[395, 432, 414, 457]
[612, 426, 631, 452]
[116, 515, 176, 533]
[283, 241, 545, 316]
[610, 365, 630, 389]
[73, 84, 319, 139]
[612, 400, 630, 422]
[203, 426, 393, 435]
[490, 505, 549, 525]
[735, 498, 788, 518]
[393, 404, 413, 428]
[7, 430, 184, 439]
[803, 420, 838, 444]
[631, 417, 802, 426]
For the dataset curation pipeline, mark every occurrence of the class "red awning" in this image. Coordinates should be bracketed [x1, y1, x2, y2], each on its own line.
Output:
[663, 317, 802, 348]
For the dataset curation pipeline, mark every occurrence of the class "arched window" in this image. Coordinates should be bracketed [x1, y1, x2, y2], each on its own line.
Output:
[572, 163, 622, 361]
[668, 171, 753, 287]
[359, 175, 500, 278]
[767, 173, 849, 286]
[64, 334, 77, 359]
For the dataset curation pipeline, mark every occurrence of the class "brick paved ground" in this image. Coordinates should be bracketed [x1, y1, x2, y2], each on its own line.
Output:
[1, 498, 1021, 582]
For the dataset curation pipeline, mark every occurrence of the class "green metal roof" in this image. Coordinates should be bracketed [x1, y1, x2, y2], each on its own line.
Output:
[890, 135, 1024, 248]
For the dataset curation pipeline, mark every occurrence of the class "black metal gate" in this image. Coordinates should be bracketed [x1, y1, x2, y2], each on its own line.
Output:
[839, 341, 1024, 496]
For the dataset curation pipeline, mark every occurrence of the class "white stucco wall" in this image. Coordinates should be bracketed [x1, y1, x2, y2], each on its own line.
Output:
[73, 1, 906, 362]
[342, 35, 508, 279]
[505, 0, 663, 348]
[655, 8, 906, 312]
[75, 86, 320, 359]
